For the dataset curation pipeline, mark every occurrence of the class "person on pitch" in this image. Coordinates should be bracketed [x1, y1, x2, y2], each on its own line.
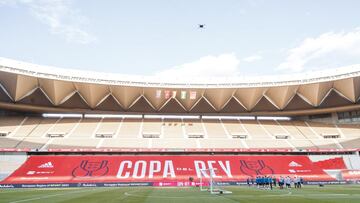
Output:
[279, 176, 284, 189]
[272, 176, 277, 187]
[247, 177, 251, 187]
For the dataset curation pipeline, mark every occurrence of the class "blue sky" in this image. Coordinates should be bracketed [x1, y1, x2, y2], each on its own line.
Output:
[1, 0, 360, 77]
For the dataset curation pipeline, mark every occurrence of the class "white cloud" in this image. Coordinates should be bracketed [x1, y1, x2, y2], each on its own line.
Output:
[0, 0, 96, 44]
[156, 53, 241, 78]
[0, 0, 15, 6]
[242, 55, 262, 62]
[278, 28, 360, 72]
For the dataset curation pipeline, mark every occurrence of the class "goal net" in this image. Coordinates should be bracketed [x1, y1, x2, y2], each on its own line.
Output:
[199, 168, 232, 194]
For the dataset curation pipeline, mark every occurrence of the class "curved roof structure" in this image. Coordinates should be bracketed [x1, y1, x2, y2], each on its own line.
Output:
[1, 57, 360, 115]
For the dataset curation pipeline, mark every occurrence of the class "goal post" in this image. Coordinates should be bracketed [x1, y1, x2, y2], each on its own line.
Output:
[199, 168, 232, 194]
[199, 168, 213, 192]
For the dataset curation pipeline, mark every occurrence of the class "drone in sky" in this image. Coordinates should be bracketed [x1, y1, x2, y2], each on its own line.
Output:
[198, 24, 205, 29]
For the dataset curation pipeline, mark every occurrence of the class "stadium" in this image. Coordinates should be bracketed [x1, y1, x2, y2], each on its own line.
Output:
[0, 57, 359, 202]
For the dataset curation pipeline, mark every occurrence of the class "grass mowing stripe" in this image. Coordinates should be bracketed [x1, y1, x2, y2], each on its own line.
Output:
[8, 188, 98, 203]
[124, 188, 292, 199]
[1, 185, 359, 203]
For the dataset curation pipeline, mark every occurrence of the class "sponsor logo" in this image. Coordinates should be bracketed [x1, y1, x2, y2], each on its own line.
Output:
[288, 169, 310, 173]
[36, 171, 54, 174]
[296, 169, 311, 173]
[0, 184, 14, 188]
[26, 171, 35, 175]
[288, 169, 296, 173]
[289, 161, 302, 167]
[38, 162, 54, 168]
[81, 183, 97, 187]
[72, 160, 109, 178]
[26, 170, 54, 175]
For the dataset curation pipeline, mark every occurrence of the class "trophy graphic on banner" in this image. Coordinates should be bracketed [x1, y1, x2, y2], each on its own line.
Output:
[72, 160, 109, 177]
[239, 160, 274, 176]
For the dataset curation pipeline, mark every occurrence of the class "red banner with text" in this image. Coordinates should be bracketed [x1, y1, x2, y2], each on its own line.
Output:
[2, 155, 349, 184]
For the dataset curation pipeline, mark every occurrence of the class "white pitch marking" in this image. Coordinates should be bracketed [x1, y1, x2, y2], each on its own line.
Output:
[123, 190, 293, 199]
[9, 188, 98, 203]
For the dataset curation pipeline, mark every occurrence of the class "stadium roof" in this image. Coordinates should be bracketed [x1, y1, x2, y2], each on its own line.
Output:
[1, 57, 360, 115]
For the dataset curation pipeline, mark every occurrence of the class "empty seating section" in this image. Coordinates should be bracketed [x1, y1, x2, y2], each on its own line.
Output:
[200, 139, 244, 148]
[345, 154, 360, 169]
[338, 138, 360, 149]
[288, 139, 316, 149]
[96, 118, 122, 136]
[337, 124, 360, 138]
[48, 138, 99, 149]
[203, 119, 227, 138]
[101, 138, 149, 148]
[241, 120, 271, 139]
[11, 117, 42, 137]
[311, 139, 340, 149]
[291, 121, 319, 139]
[69, 118, 101, 137]
[27, 118, 58, 137]
[245, 140, 291, 148]
[0, 116, 360, 149]
[0, 117, 25, 135]
[308, 122, 340, 137]
[16, 137, 49, 149]
[47, 118, 80, 136]
[152, 139, 197, 148]
[142, 118, 162, 136]
[0, 138, 21, 148]
[222, 120, 248, 137]
[117, 118, 142, 138]
[184, 119, 204, 136]
[162, 119, 184, 138]
[277, 121, 307, 139]
[259, 120, 288, 137]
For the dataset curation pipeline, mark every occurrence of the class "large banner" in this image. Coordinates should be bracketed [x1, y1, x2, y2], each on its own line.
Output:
[2, 155, 343, 185]
[341, 170, 360, 181]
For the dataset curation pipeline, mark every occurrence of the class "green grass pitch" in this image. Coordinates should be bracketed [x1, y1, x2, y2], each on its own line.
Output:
[0, 185, 359, 203]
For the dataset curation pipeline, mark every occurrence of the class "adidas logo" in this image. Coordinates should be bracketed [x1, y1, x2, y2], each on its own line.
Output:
[288, 161, 302, 167]
[38, 161, 54, 168]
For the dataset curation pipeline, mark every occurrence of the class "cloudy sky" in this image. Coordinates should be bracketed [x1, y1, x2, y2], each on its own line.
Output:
[1, 0, 360, 77]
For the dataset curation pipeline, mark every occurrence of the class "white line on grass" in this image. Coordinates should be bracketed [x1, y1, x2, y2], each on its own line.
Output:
[9, 188, 97, 203]
[124, 190, 360, 200]
[124, 190, 293, 199]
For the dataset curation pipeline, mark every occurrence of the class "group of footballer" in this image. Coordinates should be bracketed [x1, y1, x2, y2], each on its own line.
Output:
[246, 175, 304, 190]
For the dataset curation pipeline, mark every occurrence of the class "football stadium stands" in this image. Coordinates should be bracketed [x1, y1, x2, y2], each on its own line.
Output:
[0, 58, 359, 188]
[0, 115, 360, 150]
